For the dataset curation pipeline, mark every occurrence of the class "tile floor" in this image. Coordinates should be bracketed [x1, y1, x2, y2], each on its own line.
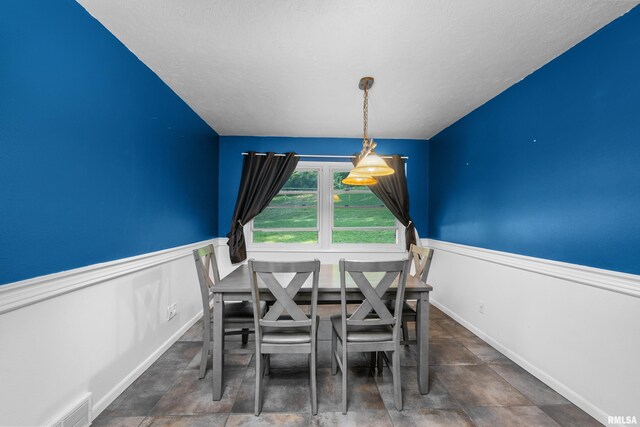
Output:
[93, 305, 602, 426]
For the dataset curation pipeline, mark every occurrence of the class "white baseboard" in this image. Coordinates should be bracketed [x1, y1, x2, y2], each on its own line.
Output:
[91, 310, 203, 418]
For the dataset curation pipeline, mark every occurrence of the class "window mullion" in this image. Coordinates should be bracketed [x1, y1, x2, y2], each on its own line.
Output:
[320, 165, 331, 250]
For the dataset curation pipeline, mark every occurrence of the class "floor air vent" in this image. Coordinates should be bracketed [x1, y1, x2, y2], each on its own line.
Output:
[49, 393, 91, 427]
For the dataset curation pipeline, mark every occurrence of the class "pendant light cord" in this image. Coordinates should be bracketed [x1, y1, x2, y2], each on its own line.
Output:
[363, 83, 369, 142]
[361, 81, 376, 157]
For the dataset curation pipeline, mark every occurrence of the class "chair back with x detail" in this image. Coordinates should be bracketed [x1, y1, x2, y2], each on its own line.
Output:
[332, 258, 410, 413]
[341, 259, 410, 346]
[193, 245, 221, 314]
[193, 245, 256, 379]
[409, 243, 434, 283]
[248, 259, 320, 416]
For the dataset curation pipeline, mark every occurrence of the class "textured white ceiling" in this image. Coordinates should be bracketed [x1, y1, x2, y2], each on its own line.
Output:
[77, 0, 637, 139]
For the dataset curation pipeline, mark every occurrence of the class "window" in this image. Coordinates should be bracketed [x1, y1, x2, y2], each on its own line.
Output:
[252, 169, 319, 244]
[249, 162, 403, 250]
[332, 171, 397, 244]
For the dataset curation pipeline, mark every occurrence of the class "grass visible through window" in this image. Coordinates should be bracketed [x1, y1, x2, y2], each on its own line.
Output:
[251, 168, 398, 245]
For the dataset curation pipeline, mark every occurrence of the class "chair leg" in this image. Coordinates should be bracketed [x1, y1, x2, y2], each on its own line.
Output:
[310, 349, 317, 415]
[198, 339, 208, 379]
[342, 345, 348, 414]
[241, 328, 249, 345]
[331, 330, 338, 375]
[377, 351, 383, 373]
[392, 349, 403, 411]
[402, 320, 409, 346]
[255, 352, 262, 415]
[199, 320, 211, 379]
[265, 354, 270, 376]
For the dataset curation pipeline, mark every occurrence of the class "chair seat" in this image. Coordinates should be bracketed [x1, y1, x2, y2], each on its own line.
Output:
[223, 301, 266, 323]
[261, 315, 319, 344]
[330, 314, 393, 343]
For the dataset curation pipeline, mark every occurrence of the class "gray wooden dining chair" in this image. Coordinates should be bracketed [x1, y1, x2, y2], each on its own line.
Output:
[192, 245, 265, 379]
[392, 244, 435, 346]
[248, 258, 320, 416]
[331, 258, 411, 413]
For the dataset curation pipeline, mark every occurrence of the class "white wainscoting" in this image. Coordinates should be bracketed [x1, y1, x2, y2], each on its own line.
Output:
[4, 237, 637, 425]
[0, 240, 216, 427]
[425, 239, 640, 425]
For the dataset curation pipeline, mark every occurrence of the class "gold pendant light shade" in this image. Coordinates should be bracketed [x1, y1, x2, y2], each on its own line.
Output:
[352, 149, 395, 176]
[341, 170, 378, 186]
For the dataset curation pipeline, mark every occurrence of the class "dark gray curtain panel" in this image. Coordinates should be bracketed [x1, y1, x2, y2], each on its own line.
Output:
[352, 154, 417, 250]
[227, 152, 299, 263]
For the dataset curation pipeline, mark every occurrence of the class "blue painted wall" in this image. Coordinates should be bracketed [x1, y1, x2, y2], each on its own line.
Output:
[428, 6, 640, 274]
[218, 136, 429, 239]
[0, 0, 219, 284]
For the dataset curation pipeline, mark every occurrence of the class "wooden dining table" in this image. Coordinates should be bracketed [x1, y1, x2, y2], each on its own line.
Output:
[211, 263, 433, 400]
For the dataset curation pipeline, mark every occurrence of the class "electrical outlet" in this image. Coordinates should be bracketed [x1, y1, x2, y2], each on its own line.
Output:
[478, 301, 485, 314]
[167, 303, 177, 320]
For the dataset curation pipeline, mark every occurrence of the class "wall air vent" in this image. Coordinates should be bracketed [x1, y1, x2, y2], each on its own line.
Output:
[48, 393, 91, 427]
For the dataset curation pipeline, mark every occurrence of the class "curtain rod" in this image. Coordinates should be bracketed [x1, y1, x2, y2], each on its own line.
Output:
[241, 152, 409, 160]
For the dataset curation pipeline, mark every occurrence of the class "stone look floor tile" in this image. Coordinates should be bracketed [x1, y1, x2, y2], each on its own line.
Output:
[317, 367, 386, 413]
[374, 345, 420, 369]
[226, 413, 310, 427]
[185, 349, 253, 371]
[489, 364, 569, 405]
[397, 344, 419, 367]
[151, 368, 245, 415]
[429, 322, 453, 339]
[178, 321, 204, 342]
[465, 405, 561, 427]
[429, 306, 449, 320]
[310, 410, 393, 427]
[91, 416, 146, 427]
[388, 408, 474, 427]
[434, 365, 532, 407]
[139, 414, 228, 427]
[455, 335, 512, 364]
[154, 342, 202, 370]
[539, 404, 604, 427]
[101, 366, 183, 417]
[429, 338, 482, 365]
[94, 304, 602, 427]
[375, 366, 460, 411]
[232, 367, 314, 413]
[435, 319, 476, 339]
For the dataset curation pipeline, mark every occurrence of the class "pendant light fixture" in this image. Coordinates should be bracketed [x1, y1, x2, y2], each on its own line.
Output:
[341, 170, 378, 186]
[342, 77, 395, 186]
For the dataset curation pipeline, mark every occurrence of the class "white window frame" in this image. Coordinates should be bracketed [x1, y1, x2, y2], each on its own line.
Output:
[247, 161, 405, 253]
